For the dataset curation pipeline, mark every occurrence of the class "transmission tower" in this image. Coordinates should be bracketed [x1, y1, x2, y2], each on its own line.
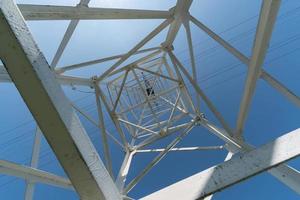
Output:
[1, 0, 300, 200]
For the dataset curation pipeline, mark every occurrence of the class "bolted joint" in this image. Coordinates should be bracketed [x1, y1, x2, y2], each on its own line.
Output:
[112, 112, 119, 119]
[178, 81, 185, 88]
[90, 76, 98, 88]
[159, 127, 168, 136]
[91, 75, 98, 83]
[191, 115, 202, 126]
[127, 146, 137, 155]
[160, 43, 174, 52]
[127, 64, 136, 71]
[199, 113, 206, 120]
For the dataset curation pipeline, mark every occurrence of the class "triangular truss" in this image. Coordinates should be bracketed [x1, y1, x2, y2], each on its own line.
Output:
[1, 0, 300, 200]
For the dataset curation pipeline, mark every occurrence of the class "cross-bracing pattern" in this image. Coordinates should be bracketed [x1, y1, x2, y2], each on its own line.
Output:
[1, 0, 300, 199]
[104, 56, 195, 140]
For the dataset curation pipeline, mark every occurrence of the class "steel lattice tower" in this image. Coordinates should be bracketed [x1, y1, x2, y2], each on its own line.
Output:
[1, 0, 300, 200]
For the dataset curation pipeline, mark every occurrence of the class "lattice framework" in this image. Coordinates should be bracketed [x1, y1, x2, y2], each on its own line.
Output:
[1, 0, 300, 200]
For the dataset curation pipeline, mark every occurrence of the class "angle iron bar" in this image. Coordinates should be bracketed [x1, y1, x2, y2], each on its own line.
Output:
[125, 118, 197, 193]
[95, 87, 114, 177]
[136, 146, 224, 153]
[168, 51, 234, 136]
[189, 14, 300, 108]
[97, 18, 173, 82]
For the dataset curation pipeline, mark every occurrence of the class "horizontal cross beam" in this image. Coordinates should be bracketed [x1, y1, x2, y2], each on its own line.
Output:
[0, 160, 73, 190]
[0, 66, 94, 87]
[141, 128, 300, 200]
[136, 146, 224, 153]
[18, 4, 172, 20]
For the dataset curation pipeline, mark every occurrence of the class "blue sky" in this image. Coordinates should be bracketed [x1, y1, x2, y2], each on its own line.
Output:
[1, 0, 300, 199]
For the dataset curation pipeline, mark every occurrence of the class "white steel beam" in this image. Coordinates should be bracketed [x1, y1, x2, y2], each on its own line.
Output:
[160, 96, 189, 116]
[141, 128, 300, 200]
[189, 15, 300, 108]
[268, 165, 300, 194]
[0, 65, 94, 87]
[118, 118, 158, 135]
[163, 57, 190, 112]
[71, 102, 125, 150]
[95, 89, 113, 177]
[113, 70, 129, 112]
[200, 119, 300, 195]
[107, 50, 162, 79]
[167, 54, 197, 114]
[56, 47, 160, 74]
[135, 119, 189, 150]
[134, 65, 179, 83]
[202, 152, 234, 200]
[50, 0, 90, 68]
[0, 160, 73, 190]
[235, 0, 281, 138]
[260, 72, 300, 107]
[162, 0, 193, 47]
[116, 151, 135, 192]
[24, 127, 42, 200]
[125, 119, 197, 193]
[0, 1, 120, 199]
[168, 51, 233, 136]
[136, 146, 223, 153]
[55, 74, 94, 87]
[97, 18, 172, 81]
[96, 85, 129, 150]
[18, 4, 172, 20]
[166, 91, 183, 128]
[183, 19, 200, 111]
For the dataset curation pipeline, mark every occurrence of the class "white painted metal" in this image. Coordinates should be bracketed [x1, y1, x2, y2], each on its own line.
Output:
[105, 50, 162, 80]
[51, 20, 78, 68]
[0, 65, 94, 87]
[235, 0, 281, 138]
[0, 1, 120, 199]
[189, 15, 300, 108]
[162, 0, 193, 47]
[136, 146, 223, 153]
[200, 119, 300, 195]
[97, 18, 172, 81]
[18, 4, 172, 20]
[167, 54, 197, 114]
[1, 0, 299, 199]
[56, 47, 160, 74]
[24, 127, 42, 200]
[95, 88, 113, 177]
[269, 165, 300, 194]
[168, 51, 233, 136]
[141, 128, 300, 200]
[125, 119, 197, 193]
[183, 19, 200, 112]
[0, 160, 73, 190]
[260, 72, 300, 107]
[135, 65, 179, 83]
[71, 102, 125, 150]
[134, 121, 191, 150]
[113, 70, 129, 112]
[50, 0, 91, 68]
[96, 85, 129, 149]
[203, 152, 234, 200]
[116, 151, 135, 192]
[118, 118, 158, 135]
